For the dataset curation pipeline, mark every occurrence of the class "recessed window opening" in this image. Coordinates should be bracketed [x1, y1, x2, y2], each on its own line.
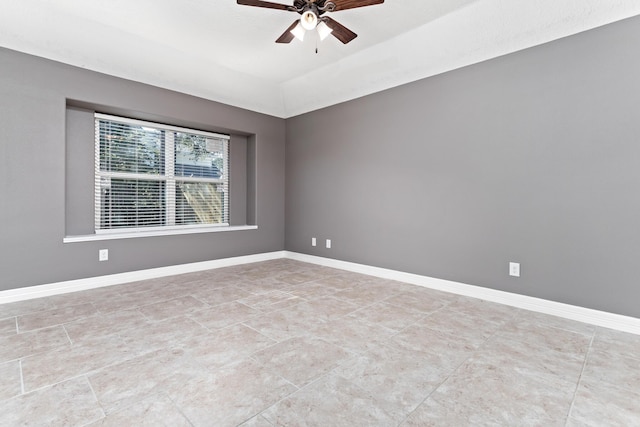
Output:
[94, 113, 230, 234]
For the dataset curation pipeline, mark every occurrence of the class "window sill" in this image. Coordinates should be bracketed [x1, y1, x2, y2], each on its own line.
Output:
[63, 225, 258, 243]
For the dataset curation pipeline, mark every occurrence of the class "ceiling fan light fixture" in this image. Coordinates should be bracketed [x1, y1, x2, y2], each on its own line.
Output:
[290, 21, 305, 41]
[316, 21, 333, 41]
[237, 0, 370, 46]
[300, 10, 318, 30]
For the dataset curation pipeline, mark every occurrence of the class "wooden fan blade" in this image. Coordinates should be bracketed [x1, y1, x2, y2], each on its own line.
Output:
[237, 0, 294, 11]
[323, 16, 357, 44]
[276, 20, 300, 43]
[329, 0, 384, 11]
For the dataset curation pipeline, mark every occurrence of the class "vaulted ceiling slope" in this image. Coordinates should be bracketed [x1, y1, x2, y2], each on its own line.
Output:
[1, 0, 639, 118]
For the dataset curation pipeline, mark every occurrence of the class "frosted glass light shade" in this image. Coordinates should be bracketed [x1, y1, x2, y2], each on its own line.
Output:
[300, 10, 318, 30]
[317, 21, 333, 41]
[290, 22, 305, 41]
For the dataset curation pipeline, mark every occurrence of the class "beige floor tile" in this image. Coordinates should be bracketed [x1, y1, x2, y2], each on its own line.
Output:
[515, 310, 596, 336]
[333, 285, 397, 306]
[21, 334, 140, 392]
[138, 295, 209, 321]
[285, 281, 341, 300]
[119, 316, 210, 353]
[45, 287, 121, 310]
[238, 290, 303, 312]
[334, 270, 375, 281]
[222, 261, 274, 275]
[262, 296, 309, 313]
[0, 317, 17, 337]
[188, 301, 261, 330]
[383, 289, 452, 314]
[148, 282, 201, 298]
[3, 259, 638, 426]
[0, 325, 70, 363]
[0, 297, 56, 319]
[117, 276, 179, 293]
[235, 277, 289, 294]
[276, 271, 319, 285]
[334, 343, 457, 421]
[174, 358, 297, 427]
[314, 266, 347, 278]
[252, 336, 353, 387]
[180, 275, 239, 291]
[582, 348, 640, 392]
[403, 396, 519, 427]
[239, 415, 273, 426]
[262, 373, 395, 427]
[365, 276, 410, 288]
[348, 302, 426, 332]
[190, 285, 253, 306]
[418, 357, 575, 426]
[0, 360, 22, 402]
[327, 274, 369, 288]
[93, 284, 186, 314]
[238, 268, 281, 282]
[569, 377, 640, 426]
[447, 297, 521, 324]
[591, 327, 640, 358]
[390, 325, 478, 365]
[63, 309, 148, 344]
[18, 302, 98, 332]
[91, 292, 153, 314]
[496, 319, 592, 357]
[86, 392, 191, 427]
[402, 397, 467, 426]
[170, 275, 210, 288]
[108, 280, 158, 296]
[564, 417, 596, 427]
[414, 308, 503, 347]
[308, 316, 395, 354]
[284, 296, 360, 322]
[476, 333, 586, 384]
[314, 273, 371, 289]
[179, 324, 275, 370]
[0, 376, 104, 427]
[89, 347, 203, 414]
[168, 270, 232, 285]
[242, 309, 323, 342]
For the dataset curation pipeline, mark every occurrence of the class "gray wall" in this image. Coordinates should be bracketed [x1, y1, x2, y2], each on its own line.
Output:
[3, 15, 640, 319]
[0, 47, 285, 291]
[285, 15, 640, 318]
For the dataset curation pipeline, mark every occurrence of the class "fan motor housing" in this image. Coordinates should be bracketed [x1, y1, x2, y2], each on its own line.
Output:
[294, 1, 336, 15]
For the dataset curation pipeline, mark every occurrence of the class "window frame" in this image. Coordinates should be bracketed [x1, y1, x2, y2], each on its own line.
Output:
[94, 113, 230, 235]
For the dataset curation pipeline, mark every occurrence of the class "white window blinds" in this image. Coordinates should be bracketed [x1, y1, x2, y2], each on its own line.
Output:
[95, 113, 230, 233]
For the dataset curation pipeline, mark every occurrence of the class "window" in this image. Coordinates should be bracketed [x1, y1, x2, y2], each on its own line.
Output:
[95, 113, 229, 233]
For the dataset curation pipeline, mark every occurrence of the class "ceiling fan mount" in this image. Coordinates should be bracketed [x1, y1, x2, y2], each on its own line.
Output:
[293, 1, 336, 14]
[237, 0, 384, 45]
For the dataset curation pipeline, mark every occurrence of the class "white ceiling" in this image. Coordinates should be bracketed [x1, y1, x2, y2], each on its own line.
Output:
[1, 0, 639, 118]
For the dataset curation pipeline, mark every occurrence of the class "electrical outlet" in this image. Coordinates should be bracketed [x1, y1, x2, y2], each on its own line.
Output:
[99, 249, 109, 262]
[326, 239, 331, 249]
[311, 237, 317, 247]
[509, 262, 520, 277]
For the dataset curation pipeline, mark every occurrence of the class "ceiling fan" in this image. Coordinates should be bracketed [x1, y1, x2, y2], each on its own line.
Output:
[237, 0, 384, 44]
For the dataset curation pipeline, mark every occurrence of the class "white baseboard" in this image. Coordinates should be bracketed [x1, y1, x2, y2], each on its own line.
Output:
[2, 249, 638, 335]
[285, 251, 640, 335]
[0, 251, 286, 304]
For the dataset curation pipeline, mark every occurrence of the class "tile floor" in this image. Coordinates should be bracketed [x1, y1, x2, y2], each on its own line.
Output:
[1, 259, 639, 426]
